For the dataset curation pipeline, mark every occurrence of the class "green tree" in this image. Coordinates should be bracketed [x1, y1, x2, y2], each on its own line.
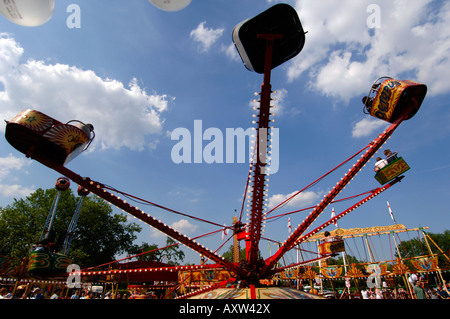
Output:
[0, 187, 141, 268]
[327, 253, 362, 266]
[222, 245, 246, 262]
[395, 230, 450, 270]
[133, 237, 185, 265]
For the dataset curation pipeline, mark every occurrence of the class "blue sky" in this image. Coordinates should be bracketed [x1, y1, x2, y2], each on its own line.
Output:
[0, 0, 449, 265]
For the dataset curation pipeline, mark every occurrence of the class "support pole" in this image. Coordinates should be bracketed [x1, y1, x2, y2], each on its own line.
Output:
[392, 232, 413, 299]
[246, 34, 283, 273]
[422, 229, 446, 288]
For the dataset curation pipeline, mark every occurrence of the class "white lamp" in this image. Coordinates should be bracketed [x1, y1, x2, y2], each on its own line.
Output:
[148, 0, 191, 12]
[0, 0, 55, 27]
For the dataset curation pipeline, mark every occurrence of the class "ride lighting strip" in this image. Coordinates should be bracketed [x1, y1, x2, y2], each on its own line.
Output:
[293, 177, 403, 247]
[79, 263, 227, 277]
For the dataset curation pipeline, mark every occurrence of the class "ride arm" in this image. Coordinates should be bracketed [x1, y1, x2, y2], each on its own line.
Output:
[262, 116, 406, 275]
[62, 195, 87, 255]
[29, 154, 245, 277]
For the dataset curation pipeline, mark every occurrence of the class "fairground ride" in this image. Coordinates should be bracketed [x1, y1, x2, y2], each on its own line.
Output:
[297, 223, 449, 299]
[3, 4, 429, 299]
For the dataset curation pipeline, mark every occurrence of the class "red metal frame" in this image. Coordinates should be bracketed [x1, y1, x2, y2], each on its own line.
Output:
[261, 115, 407, 275]
[29, 151, 246, 278]
[6, 32, 419, 299]
[247, 34, 283, 268]
[17, 35, 410, 290]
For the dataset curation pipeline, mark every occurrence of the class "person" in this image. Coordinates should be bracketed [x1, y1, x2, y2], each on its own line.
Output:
[374, 157, 388, 172]
[323, 231, 333, 242]
[50, 288, 61, 299]
[33, 287, 45, 299]
[413, 281, 427, 299]
[361, 288, 369, 299]
[436, 285, 450, 299]
[375, 288, 384, 299]
[384, 149, 398, 163]
[362, 96, 374, 113]
[70, 290, 80, 299]
[408, 273, 418, 288]
[398, 287, 408, 299]
[0, 287, 9, 299]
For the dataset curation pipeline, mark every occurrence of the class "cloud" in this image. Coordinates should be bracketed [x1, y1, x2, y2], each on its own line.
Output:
[0, 34, 172, 152]
[171, 219, 199, 234]
[222, 43, 240, 61]
[0, 154, 34, 198]
[267, 190, 320, 210]
[190, 21, 225, 52]
[287, 0, 450, 103]
[352, 117, 389, 138]
[149, 218, 198, 239]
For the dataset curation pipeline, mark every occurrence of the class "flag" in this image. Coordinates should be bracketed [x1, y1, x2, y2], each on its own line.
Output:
[288, 218, 292, 234]
[331, 207, 338, 227]
[222, 224, 229, 241]
[387, 201, 397, 224]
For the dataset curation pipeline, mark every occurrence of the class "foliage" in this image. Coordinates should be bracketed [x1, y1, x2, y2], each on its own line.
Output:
[132, 237, 185, 265]
[222, 244, 247, 262]
[0, 187, 141, 268]
[395, 229, 450, 270]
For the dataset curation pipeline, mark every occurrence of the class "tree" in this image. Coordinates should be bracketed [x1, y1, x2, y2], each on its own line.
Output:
[0, 187, 141, 268]
[222, 245, 246, 262]
[395, 230, 450, 272]
[133, 237, 185, 265]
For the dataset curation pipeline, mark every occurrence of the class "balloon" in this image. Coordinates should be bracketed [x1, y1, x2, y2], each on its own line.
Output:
[0, 0, 55, 27]
[148, 0, 192, 12]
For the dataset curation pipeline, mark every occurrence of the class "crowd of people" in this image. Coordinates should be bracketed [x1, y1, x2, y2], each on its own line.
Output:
[0, 286, 170, 299]
[1, 273, 448, 300]
[356, 273, 449, 300]
[358, 283, 449, 300]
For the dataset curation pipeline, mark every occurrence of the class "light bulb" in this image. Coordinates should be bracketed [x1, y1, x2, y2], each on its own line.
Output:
[149, 0, 192, 12]
[0, 0, 55, 27]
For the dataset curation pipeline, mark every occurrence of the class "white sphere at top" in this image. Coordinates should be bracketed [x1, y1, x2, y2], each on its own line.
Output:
[0, 0, 55, 27]
[149, 0, 192, 12]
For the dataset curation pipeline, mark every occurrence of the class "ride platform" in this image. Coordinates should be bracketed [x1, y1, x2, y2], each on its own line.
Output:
[187, 287, 324, 299]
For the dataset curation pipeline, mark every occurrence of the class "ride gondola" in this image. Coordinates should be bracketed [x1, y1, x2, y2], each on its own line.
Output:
[318, 231, 345, 257]
[362, 77, 427, 185]
[362, 76, 427, 123]
[5, 109, 94, 166]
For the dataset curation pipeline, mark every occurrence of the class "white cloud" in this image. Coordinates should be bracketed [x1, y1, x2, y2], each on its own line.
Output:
[223, 43, 240, 61]
[267, 190, 320, 210]
[0, 34, 172, 152]
[287, 0, 450, 102]
[149, 218, 198, 239]
[171, 219, 198, 234]
[352, 117, 389, 138]
[0, 154, 34, 198]
[190, 21, 225, 52]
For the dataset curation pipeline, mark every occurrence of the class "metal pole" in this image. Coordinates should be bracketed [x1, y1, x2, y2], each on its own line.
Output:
[392, 232, 413, 299]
